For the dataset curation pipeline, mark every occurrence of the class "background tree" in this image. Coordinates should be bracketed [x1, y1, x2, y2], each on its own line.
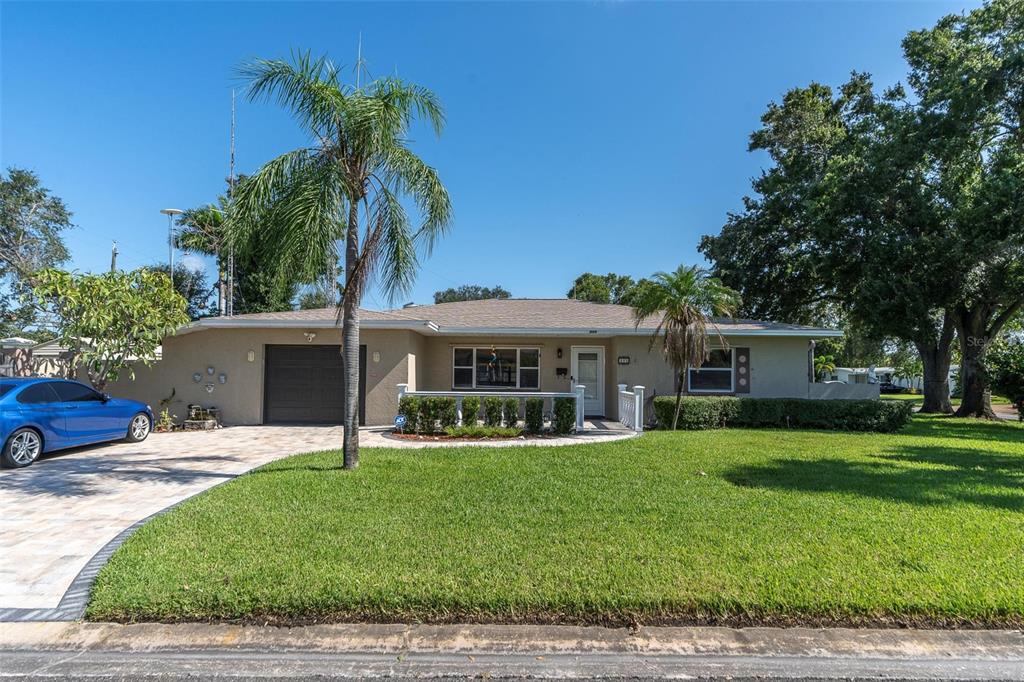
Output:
[813, 353, 836, 382]
[890, 344, 925, 391]
[231, 52, 451, 468]
[702, 2, 1024, 418]
[986, 335, 1024, 418]
[176, 185, 308, 316]
[0, 168, 72, 336]
[433, 284, 510, 304]
[901, 0, 1024, 418]
[176, 199, 230, 316]
[33, 268, 190, 391]
[144, 263, 212, 320]
[567, 272, 640, 305]
[631, 265, 740, 430]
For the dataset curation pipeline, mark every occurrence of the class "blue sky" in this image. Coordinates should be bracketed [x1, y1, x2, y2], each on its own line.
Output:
[2, 0, 978, 309]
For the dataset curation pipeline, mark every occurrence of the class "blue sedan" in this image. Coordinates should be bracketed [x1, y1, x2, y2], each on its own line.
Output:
[0, 378, 153, 468]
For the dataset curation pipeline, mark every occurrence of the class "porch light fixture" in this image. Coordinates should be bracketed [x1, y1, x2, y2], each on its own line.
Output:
[372, 351, 381, 363]
[247, 350, 255, 363]
[556, 348, 563, 359]
[304, 332, 317, 343]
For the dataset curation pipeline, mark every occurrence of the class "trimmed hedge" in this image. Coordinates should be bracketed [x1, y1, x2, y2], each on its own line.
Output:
[525, 397, 544, 434]
[483, 397, 504, 427]
[461, 396, 481, 426]
[503, 397, 521, 427]
[653, 396, 912, 433]
[397, 395, 421, 432]
[552, 397, 576, 435]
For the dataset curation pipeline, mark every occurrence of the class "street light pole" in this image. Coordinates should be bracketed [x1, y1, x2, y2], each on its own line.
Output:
[160, 208, 183, 289]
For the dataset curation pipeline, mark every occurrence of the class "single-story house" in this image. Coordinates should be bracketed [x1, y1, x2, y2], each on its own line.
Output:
[100, 298, 863, 427]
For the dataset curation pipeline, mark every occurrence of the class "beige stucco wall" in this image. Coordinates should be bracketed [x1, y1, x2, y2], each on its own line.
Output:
[611, 335, 815, 418]
[99, 327, 416, 427]
[99, 327, 820, 428]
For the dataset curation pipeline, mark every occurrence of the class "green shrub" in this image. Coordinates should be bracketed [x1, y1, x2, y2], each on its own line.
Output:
[397, 395, 421, 432]
[444, 425, 522, 439]
[503, 397, 521, 427]
[437, 397, 458, 430]
[418, 397, 439, 434]
[653, 396, 912, 433]
[552, 397, 576, 435]
[483, 397, 504, 427]
[461, 396, 481, 426]
[525, 397, 544, 434]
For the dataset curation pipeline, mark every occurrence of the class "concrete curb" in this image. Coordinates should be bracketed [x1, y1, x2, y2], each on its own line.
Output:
[3, 622, 1023, 659]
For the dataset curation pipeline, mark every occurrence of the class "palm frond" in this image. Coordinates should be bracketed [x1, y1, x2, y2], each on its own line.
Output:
[238, 51, 349, 142]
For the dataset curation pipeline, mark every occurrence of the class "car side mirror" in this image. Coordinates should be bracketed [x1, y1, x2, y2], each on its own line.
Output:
[101, 393, 111, 403]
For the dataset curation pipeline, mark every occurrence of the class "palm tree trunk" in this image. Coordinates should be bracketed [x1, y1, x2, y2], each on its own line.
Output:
[672, 379, 683, 430]
[341, 201, 361, 469]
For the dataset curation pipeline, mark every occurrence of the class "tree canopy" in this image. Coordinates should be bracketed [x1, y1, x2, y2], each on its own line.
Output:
[0, 167, 72, 336]
[699, 0, 1024, 416]
[433, 284, 510, 304]
[34, 268, 190, 391]
[566, 272, 652, 306]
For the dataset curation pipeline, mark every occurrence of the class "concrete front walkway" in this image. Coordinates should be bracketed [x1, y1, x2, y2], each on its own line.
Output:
[2, 622, 1023, 680]
[0, 423, 636, 621]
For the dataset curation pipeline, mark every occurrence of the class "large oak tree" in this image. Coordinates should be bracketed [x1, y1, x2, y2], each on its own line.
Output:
[701, 0, 1024, 416]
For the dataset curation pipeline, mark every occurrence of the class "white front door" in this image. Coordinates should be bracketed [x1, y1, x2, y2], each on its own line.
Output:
[571, 346, 605, 416]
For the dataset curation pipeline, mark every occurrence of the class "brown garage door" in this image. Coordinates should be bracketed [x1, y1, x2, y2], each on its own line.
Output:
[263, 345, 365, 424]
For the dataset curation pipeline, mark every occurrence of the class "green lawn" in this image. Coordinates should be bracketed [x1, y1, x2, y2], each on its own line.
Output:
[88, 415, 1024, 627]
[881, 393, 1013, 406]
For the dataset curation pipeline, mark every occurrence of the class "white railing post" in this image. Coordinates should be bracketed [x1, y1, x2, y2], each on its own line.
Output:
[456, 396, 464, 426]
[633, 385, 645, 433]
[575, 384, 586, 431]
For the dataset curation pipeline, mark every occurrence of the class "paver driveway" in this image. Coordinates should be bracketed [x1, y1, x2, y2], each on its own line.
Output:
[0, 426, 344, 617]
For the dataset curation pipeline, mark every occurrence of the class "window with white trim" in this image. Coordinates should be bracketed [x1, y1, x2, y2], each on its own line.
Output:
[451, 347, 540, 390]
[688, 349, 734, 393]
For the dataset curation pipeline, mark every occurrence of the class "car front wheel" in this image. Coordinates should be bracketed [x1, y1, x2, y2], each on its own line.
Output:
[2, 428, 42, 468]
[125, 413, 152, 443]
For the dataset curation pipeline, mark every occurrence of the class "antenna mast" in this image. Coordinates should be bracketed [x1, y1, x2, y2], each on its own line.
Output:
[227, 89, 236, 316]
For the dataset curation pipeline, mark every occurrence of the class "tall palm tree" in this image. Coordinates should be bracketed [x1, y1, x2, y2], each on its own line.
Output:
[230, 52, 452, 468]
[631, 265, 741, 430]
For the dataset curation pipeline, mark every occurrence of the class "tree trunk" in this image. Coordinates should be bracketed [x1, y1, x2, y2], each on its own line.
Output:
[915, 313, 955, 414]
[341, 201, 361, 469]
[955, 307, 998, 419]
[671, 387, 683, 430]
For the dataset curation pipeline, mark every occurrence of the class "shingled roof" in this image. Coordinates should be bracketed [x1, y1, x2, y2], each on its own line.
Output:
[187, 299, 841, 337]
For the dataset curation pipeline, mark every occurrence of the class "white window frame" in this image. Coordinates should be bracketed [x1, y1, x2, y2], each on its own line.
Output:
[451, 347, 540, 391]
[687, 348, 735, 394]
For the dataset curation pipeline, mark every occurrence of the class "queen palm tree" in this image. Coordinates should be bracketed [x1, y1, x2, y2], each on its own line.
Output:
[230, 52, 451, 468]
[631, 265, 741, 430]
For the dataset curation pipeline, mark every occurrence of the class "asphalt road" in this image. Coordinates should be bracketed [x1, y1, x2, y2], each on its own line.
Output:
[4, 648, 1024, 680]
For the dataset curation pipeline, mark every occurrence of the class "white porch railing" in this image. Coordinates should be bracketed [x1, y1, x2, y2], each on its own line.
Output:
[397, 384, 587, 431]
[617, 384, 645, 433]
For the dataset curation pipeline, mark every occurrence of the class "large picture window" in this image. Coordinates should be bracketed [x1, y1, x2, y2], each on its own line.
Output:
[688, 349, 734, 393]
[452, 347, 540, 390]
